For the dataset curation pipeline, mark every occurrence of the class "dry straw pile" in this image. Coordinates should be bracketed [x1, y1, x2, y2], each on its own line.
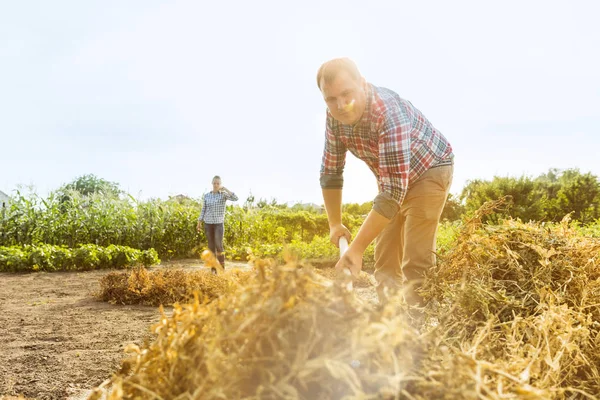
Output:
[96, 267, 253, 306]
[96, 249, 251, 306]
[96, 250, 373, 308]
[316, 268, 377, 289]
[92, 262, 422, 400]
[92, 200, 600, 399]
[419, 202, 600, 398]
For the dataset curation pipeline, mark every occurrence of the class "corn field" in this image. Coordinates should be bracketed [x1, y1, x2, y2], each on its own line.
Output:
[0, 187, 370, 261]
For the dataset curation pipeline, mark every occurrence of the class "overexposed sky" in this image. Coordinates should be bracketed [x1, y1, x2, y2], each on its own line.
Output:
[1, 0, 599, 204]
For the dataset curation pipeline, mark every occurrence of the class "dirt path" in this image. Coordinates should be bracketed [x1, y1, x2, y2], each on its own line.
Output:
[0, 260, 233, 399]
[0, 260, 374, 399]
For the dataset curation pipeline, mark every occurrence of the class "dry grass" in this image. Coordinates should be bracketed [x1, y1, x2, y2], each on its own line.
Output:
[91, 199, 600, 399]
[416, 203, 600, 398]
[315, 268, 377, 288]
[96, 249, 252, 307]
[97, 252, 375, 307]
[92, 263, 422, 399]
[96, 268, 253, 307]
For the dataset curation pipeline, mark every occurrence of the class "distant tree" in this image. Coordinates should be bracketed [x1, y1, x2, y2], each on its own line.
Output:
[54, 174, 122, 210]
[460, 168, 600, 224]
[547, 170, 600, 223]
[59, 174, 121, 198]
[461, 175, 544, 222]
[342, 201, 373, 216]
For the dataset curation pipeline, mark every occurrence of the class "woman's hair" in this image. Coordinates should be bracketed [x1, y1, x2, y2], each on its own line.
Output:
[212, 175, 221, 182]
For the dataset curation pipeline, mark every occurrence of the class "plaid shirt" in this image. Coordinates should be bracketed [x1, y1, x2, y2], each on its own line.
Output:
[320, 84, 453, 219]
[199, 191, 238, 224]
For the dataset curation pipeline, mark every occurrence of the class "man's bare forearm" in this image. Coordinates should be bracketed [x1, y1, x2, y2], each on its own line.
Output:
[349, 210, 390, 254]
[322, 188, 343, 227]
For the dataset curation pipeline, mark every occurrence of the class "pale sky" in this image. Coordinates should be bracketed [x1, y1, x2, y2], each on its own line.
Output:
[1, 1, 599, 205]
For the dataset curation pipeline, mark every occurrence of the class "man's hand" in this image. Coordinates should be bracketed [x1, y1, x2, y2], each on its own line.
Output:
[329, 224, 351, 247]
[335, 247, 362, 277]
[333, 210, 392, 279]
[196, 222, 203, 232]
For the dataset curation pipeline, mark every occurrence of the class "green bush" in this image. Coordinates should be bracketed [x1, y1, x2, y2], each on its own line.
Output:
[0, 246, 28, 272]
[140, 248, 160, 267]
[27, 244, 73, 272]
[461, 168, 600, 224]
[105, 245, 134, 268]
[49, 245, 73, 270]
[72, 244, 103, 270]
[0, 244, 160, 273]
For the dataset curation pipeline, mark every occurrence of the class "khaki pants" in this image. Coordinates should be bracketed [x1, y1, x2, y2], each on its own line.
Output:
[374, 165, 453, 305]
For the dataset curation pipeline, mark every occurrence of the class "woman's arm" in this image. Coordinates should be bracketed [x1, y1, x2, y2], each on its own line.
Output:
[221, 187, 238, 201]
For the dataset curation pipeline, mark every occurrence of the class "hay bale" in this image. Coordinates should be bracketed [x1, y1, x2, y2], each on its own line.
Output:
[96, 264, 423, 399]
[97, 267, 252, 306]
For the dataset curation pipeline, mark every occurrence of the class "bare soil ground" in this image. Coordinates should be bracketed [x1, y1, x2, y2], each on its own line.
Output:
[0, 260, 375, 400]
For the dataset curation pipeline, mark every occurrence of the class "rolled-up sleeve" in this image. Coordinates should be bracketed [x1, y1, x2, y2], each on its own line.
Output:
[225, 192, 238, 201]
[372, 114, 412, 220]
[319, 116, 347, 189]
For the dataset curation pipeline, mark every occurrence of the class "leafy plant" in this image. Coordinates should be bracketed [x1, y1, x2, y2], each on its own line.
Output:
[0, 244, 160, 272]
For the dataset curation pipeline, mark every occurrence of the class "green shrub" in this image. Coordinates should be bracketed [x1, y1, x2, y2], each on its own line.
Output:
[106, 245, 136, 268]
[0, 246, 28, 272]
[140, 248, 160, 267]
[0, 244, 160, 273]
[27, 244, 73, 272]
[73, 244, 102, 270]
[50, 245, 73, 270]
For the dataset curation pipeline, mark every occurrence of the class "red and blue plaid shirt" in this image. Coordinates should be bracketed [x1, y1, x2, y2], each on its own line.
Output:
[320, 84, 453, 219]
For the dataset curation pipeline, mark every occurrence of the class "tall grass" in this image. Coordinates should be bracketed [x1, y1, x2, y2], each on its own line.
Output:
[0, 188, 365, 260]
[0, 189, 200, 258]
[4, 185, 568, 263]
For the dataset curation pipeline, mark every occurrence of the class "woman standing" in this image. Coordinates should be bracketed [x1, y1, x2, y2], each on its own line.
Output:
[197, 176, 238, 273]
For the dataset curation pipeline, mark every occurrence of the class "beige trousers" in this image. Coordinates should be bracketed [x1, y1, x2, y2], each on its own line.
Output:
[374, 165, 453, 305]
